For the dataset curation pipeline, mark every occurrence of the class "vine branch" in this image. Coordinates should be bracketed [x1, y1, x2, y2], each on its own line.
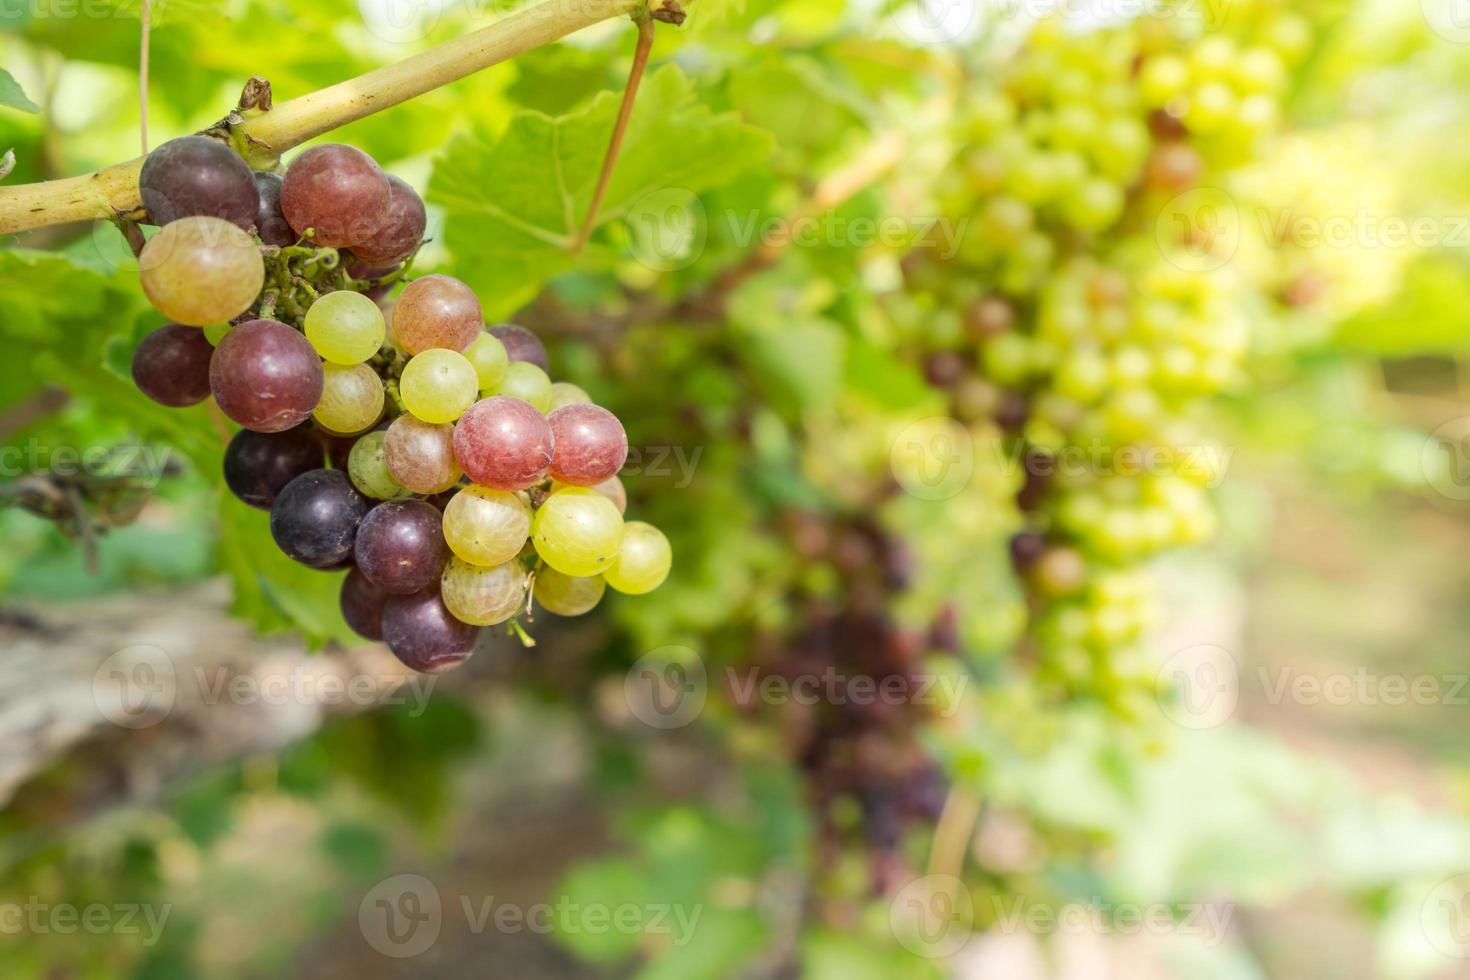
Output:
[0, 0, 673, 235]
[570, 14, 657, 253]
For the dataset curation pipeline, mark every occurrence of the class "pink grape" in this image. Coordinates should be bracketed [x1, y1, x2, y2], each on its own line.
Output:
[453, 396, 554, 491]
[392, 275, 482, 355]
[383, 414, 462, 494]
[348, 175, 426, 266]
[280, 144, 391, 248]
[546, 404, 628, 486]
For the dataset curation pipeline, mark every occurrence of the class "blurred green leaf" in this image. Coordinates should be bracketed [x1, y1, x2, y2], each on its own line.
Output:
[0, 68, 38, 113]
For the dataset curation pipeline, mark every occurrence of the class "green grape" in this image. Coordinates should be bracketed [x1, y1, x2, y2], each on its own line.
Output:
[305, 290, 386, 365]
[441, 484, 531, 566]
[313, 362, 384, 434]
[401, 348, 478, 423]
[531, 486, 624, 577]
[348, 430, 407, 500]
[441, 556, 526, 627]
[203, 321, 233, 346]
[547, 382, 591, 411]
[138, 216, 264, 326]
[464, 332, 509, 392]
[492, 361, 552, 413]
[602, 521, 671, 595]
[533, 567, 605, 616]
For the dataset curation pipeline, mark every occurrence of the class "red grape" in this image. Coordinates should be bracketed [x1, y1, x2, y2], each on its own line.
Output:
[488, 324, 548, 371]
[382, 590, 478, 673]
[131, 323, 214, 407]
[280, 144, 391, 248]
[546, 403, 628, 486]
[392, 274, 482, 355]
[224, 426, 324, 510]
[269, 469, 370, 569]
[139, 135, 259, 230]
[340, 567, 390, 641]
[252, 171, 297, 248]
[348, 175, 426, 266]
[453, 396, 554, 491]
[383, 414, 462, 494]
[355, 499, 451, 595]
[210, 319, 325, 432]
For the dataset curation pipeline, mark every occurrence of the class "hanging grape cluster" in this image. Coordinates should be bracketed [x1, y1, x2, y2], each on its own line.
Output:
[127, 135, 672, 672]
[894, 11, 1309, 712]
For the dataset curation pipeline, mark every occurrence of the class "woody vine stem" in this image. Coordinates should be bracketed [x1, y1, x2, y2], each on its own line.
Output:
[0, 0, 685, 236]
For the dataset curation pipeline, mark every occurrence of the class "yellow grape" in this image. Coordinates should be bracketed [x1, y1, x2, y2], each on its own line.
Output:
[530, 486, 624, 577]
[603, 521, 671, 595]
[441, 557, 526, 626]
[441, 485, 531, 566]
[548, 382, 591, 411]
[464, 332, 510, 392]
[401, 349, 478, 423]
[313, 362, 384, 434]
[138, 216, 263, 325]
[305, 290, 386, 364]
[534, 567, 605, 616]
[493, 361, 552, 413]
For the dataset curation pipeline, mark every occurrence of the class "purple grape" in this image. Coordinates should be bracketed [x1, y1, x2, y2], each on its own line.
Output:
[341, 567, 389, 641]
[139, 135, 259, 230]
[453, 396, 553, 491]
[252, 171, 296, 248]
[382, 590, 478, 673]
[280, 144, 391, 248]
[355, 499, 450, 595]
[210, 319, 325, 432]
[488, 324, 548, 372]
[269, 469, 370, 569]
[223, 426, 324, 510]
[131, 323, 214, 407]
[347, 175, 426, 266]
[546, 403, 627, 486]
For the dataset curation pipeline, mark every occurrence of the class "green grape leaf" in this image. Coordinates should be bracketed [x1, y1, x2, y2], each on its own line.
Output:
[0, 69, 38, 113]
[1336, 254, 1470, 355]
[431, 63, 773, 319]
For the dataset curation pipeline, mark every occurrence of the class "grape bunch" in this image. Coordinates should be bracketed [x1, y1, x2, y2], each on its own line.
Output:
[126, 134, 672, 672]
[890, 15, 1292, 713]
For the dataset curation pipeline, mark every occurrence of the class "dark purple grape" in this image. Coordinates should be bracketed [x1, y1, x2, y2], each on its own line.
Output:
[210, 319, 324, 432]
[488, 324, 548, 372]
[223, 426, 324, 510]
[269, 469, 370, 569]
[355, 499, 450, 595]
[453, 396, 553, 491]
[347, 175, 426, 266]
[341, 567, 389, 641]
[139, 135, 260, 230]
[280, 144, 390, 248]
[1009, 530, 1048, 571]
[131, 323, 214, 407]
[252, 171, 296, 248]
[382, 590, 478, 673]
[546, 404, 627, 486]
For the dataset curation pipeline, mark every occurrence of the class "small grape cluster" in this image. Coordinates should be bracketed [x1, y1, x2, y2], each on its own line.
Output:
[127, 134, 672, 672]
